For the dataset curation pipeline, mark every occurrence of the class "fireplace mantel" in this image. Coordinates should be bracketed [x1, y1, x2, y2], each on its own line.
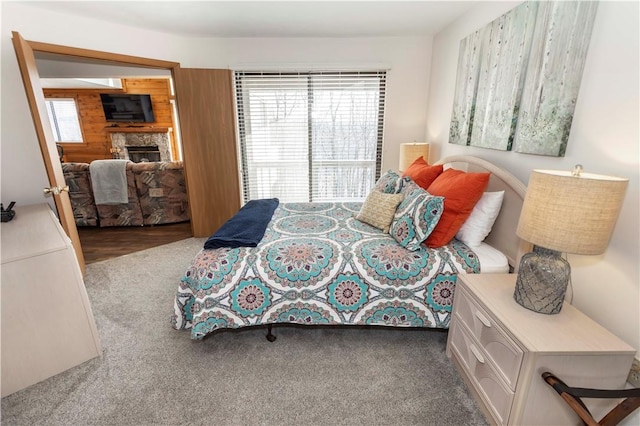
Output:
[104, 127, 170, 134]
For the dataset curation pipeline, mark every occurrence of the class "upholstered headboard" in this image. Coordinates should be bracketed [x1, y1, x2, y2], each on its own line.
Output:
[434, 155, 531, 270]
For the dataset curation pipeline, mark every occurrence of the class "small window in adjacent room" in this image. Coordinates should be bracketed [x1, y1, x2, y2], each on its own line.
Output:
[44, 98, 83, 143]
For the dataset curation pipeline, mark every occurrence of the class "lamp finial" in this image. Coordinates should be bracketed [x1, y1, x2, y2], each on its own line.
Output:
[572, 164, 583, 177]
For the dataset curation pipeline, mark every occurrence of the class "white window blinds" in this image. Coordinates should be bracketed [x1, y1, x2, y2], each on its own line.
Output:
[235, 71, 386, 203]
[45, 98, 83, 143]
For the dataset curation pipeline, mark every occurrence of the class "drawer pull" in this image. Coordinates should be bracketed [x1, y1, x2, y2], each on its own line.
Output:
[470, 344, 485, 364]
[475, 310, 492, 328]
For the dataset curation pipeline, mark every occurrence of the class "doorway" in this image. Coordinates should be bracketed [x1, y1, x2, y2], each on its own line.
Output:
[38, 57, 192, 263]
[14, 33, 242, 270]
[14, 33, 192, 267]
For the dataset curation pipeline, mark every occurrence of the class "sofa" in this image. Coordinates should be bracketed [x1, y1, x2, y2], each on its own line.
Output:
[61, 162, 99, 226]
[62, 161, 189, 227]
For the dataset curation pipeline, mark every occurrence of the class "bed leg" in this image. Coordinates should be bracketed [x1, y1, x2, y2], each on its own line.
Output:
[266, 324, 277, 342]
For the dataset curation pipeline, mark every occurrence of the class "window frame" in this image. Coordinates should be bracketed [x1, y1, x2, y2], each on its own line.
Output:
[44, 94, 86, 145]
[234, 70, 386, 204]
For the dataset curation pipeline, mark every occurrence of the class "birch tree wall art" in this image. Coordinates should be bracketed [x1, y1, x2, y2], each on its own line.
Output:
[469, 2, 536, 151]
[448, 1, 598, 157]
[513, 1, 598, 156]
[449, 28, 484, 146]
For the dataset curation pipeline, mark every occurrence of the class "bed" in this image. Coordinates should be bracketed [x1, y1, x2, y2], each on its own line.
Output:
[171, 155, 529, 340]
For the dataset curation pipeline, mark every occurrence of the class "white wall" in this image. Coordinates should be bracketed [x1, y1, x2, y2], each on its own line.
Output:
[427, 1, 640, 356]
[1, 2, 431, 209]
[187, 35, 433, 173]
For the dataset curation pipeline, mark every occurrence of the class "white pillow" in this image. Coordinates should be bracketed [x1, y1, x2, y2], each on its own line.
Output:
[455, 191, 504, 247]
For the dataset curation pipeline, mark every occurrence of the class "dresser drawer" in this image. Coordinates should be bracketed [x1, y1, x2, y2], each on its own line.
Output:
[454, 287, 523, 390]
[450, 322, 514, 424]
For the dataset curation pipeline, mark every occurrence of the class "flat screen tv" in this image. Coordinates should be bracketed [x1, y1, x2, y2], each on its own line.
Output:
[100, 94, 155, 123]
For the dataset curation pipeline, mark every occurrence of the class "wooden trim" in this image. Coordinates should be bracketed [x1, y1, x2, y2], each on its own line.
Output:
[27, 40, 179, 69]
[12, 31, 86, 272]
[43, 88, 126, 95]
[104, 127, 170, 133]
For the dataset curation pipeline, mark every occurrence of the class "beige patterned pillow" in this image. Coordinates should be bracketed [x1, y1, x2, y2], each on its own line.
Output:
[356, 190, 404, 232]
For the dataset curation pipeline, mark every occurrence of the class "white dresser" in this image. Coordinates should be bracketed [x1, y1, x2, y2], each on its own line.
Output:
[1, 203, 101, 397]
[447, 273, 636, 425]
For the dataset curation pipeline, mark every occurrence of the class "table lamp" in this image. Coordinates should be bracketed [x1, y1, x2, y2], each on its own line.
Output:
[514, 166, 628, 314]
[399, 143, 430, 172]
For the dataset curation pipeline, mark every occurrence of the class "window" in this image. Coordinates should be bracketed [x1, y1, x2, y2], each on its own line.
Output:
[44, 98, 83, 143]
[235, 71, 386, 203]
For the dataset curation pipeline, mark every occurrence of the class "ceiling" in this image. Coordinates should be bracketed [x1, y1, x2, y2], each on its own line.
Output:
[27, 1, 479, 38]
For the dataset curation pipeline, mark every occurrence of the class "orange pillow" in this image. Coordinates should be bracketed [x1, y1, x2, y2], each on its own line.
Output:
[402, 156, 443, 190]
[424, 169, 490, 247]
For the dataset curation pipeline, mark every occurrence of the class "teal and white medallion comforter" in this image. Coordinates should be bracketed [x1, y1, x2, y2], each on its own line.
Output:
[172, 202, 480, 340]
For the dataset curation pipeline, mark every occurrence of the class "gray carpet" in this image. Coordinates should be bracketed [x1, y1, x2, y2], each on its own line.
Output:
[1, 238, 486, 425]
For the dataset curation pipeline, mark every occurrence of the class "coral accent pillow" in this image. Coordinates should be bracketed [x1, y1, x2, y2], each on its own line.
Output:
[424, 169, 490, 247]
[401, 157, 443, 190]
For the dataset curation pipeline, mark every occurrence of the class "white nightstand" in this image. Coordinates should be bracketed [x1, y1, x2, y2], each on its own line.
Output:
[447, 273, 636, 425]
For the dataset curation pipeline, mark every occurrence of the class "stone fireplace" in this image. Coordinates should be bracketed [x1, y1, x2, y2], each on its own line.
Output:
[107, 127, 172, 162]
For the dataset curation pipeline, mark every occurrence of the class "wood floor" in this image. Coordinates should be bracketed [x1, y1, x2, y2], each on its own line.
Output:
[78, 221, 193, 264]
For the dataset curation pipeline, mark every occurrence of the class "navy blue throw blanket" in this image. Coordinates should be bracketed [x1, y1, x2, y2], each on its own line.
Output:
[203, 198, 279, 250]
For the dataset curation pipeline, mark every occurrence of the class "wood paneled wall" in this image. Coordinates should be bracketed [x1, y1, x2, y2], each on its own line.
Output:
[44, 78, 178, 163]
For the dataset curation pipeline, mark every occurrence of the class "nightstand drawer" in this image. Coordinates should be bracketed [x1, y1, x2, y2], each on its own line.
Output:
[449, 322, 514, 424]
[454, 287, 523, 390]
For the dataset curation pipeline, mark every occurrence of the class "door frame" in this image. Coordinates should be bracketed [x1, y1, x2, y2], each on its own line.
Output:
[12, 32, 183, 272]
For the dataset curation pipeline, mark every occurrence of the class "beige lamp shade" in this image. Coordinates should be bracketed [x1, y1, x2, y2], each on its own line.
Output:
[516, 169, 628, 255]
[399, 143, 430, 172]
